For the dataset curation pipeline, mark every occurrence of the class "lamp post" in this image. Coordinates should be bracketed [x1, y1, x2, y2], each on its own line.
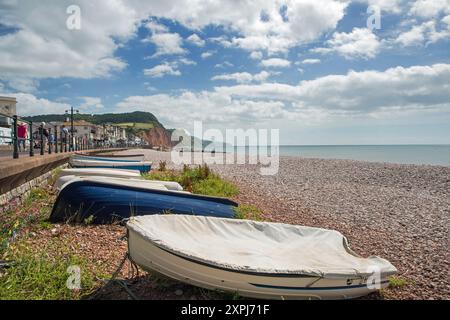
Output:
[65, 106, 79, 152]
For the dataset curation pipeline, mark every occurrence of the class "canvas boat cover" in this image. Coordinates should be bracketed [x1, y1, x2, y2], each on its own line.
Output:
[56, 175, 169, 191]
[60, 168, 142, 177]
[127, 215, 397, 279]
[55, 175, 184, 191]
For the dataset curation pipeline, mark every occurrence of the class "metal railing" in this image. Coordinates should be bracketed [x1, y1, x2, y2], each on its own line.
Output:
[0, 112, 137, 159]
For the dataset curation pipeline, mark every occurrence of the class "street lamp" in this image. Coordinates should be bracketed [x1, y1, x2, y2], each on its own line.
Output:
[65, 106, 79, 151]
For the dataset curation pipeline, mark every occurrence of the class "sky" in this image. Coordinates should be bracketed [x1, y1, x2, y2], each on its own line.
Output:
[0, 0, 450, 145]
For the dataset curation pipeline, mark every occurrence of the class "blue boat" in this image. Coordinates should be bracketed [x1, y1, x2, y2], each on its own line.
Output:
[70, 158, 152, 173]
[73, 155, 137, 162]
[50, 180, 238, 224]
[74, 153, 145, 162]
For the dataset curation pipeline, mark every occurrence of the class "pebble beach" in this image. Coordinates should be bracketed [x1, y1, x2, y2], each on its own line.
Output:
[133, 149, 450, 300]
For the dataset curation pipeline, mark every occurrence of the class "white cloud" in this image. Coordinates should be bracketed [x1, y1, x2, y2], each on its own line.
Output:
[138, 0, 349, 54]
[116, 91, 289, 128]
[260, 58, 291, 68]
[6, 93, 70, 116]
[118, 64, 450, 129]
[201, 51, 215, 59]
[0, 1, 133, 89]
[211, 71, 272, 84]
[215, 61, 234, 68]
[313, 28, 381, 59]
[0, 0, 351, 90]
[301, 58, 321, 64]
[250, 51, 263, 60]
[178, 58, 197, 65]
[79, 97, 104, 111]
[359, 0, 406, 14]
[395, 16, 450, 46]
[144, 63, 181, 78]
[409, 0, 450, 18]
[144, 21, 185, 56]
[215, 64, 450, 116]
[186, 34, 205, 46]
[7, 78, 40, 93]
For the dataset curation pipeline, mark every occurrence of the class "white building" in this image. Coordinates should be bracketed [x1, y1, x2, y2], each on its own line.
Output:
[0, 96, 17, 128]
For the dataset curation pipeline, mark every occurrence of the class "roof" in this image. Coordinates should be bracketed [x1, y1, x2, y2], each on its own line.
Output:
[0, 96, 17, 103]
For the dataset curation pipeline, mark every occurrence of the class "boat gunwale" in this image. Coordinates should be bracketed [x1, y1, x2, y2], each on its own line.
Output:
[127, 216, 397, 280]
[75, 152, 145, 158]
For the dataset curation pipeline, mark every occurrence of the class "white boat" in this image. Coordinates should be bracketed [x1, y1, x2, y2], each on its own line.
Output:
[59, 168, 142, 179]
[58, 176, 169, 192]
[127, 215, 397, 300]
[55, 175, 184, 192]
[69, 158, 152, 173]
[74, 152, 145, 161]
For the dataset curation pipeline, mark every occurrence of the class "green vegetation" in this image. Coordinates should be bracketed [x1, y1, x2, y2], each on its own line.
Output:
[0, 246, 96, 300]
[1, 186, 53, 256]
[389, 276, 408, 288]
[48, 167, 63, 186]
[144, 164, 239, 198]
[23, 111, 164, 129]
[118, 122, 154, 129]
[233, 204, 263, 221]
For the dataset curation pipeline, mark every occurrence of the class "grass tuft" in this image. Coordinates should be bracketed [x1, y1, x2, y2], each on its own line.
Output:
[0, 244, 97, 300]
[233, 205, 263, 220]
[389, 276, 408, 288]
[144, 164, 239, 198]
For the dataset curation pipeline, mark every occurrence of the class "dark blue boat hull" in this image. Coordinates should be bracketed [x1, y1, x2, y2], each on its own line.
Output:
[50, 180, 238, 224]
[71, 164, 152, 173]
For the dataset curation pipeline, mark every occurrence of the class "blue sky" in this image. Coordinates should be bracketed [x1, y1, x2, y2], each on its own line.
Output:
[1, 0, 450, 144]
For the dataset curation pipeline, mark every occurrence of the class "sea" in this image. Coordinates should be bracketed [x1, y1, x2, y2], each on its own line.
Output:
[231, 145, 450, 166]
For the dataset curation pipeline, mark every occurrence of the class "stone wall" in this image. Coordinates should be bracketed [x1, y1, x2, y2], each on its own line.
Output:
[0, 164, 67, 212]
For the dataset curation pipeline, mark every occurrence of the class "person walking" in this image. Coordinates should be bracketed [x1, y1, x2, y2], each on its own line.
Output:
[39, 122, 49, 150]
[17, 121, 28, 152]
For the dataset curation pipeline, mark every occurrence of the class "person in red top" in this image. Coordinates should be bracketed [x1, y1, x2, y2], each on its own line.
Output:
[17, 122, 28, 152]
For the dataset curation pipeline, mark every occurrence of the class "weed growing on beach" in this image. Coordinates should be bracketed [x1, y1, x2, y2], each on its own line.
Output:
[233, 205, 263, 221]
[0, 187, 54, 256]
[48, 167, 63, 186]
[83, 215, 94, 225]
[389, 276, 408, 288]
[158, 160, 167, 172]
[0, 243, 96, 300]
[144, 164, 239, 198]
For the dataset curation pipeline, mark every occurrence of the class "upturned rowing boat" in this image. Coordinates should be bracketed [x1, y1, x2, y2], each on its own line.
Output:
[127, 215, 397, 300]
[73, 153, 145, 162]
[50, 180, 238, 224]
[70, 158, 152, 173]
[55, 175, 184, 192]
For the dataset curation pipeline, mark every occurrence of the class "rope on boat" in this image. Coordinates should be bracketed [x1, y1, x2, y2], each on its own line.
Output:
[90, 250, 141, 300]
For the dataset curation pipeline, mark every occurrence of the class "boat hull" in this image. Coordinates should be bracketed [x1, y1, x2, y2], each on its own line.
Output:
[128, 229, 390, 300]
[70, 158, 152, 173]
[75, 153, 145, 161]
[59, 168, 142, 179]
[73, 155, 144, 162]
[50, 180, 237, 224]
[55, 175, 184, 192]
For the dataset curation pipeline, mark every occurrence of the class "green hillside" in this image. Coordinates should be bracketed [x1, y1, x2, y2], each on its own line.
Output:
[23, 111, 164, 129]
